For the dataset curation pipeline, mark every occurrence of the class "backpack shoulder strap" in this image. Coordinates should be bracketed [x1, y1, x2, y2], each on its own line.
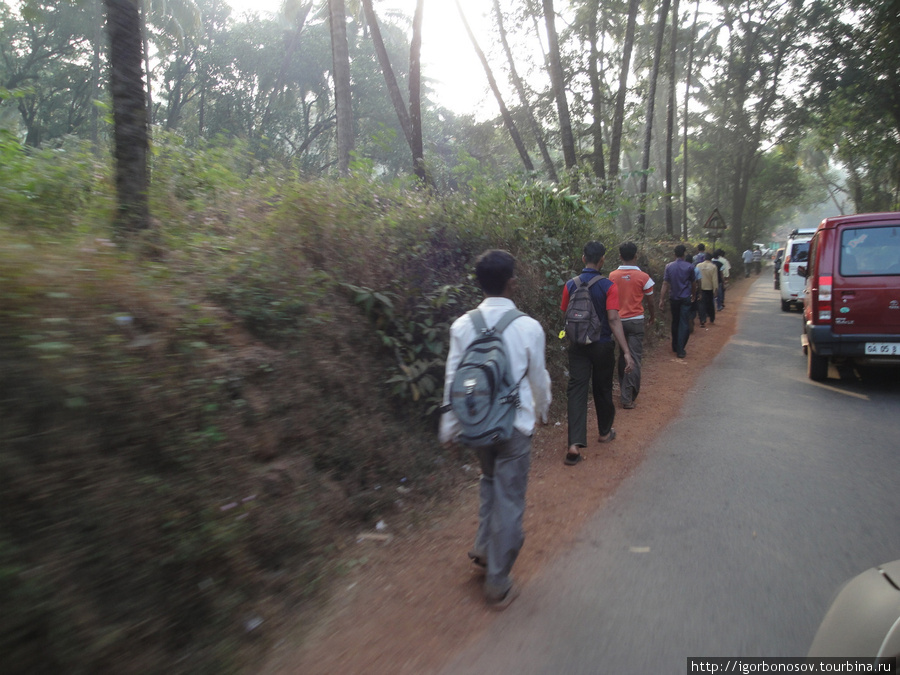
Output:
[467, 309, 488, 335]
[468, 308, 524, 336]
[585, 275, 604, 288]
[492, 309, 526, 335]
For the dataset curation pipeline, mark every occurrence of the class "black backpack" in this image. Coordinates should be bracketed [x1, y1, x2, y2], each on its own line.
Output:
[564, 275, 604, 345]
[445, 308, 525, 447]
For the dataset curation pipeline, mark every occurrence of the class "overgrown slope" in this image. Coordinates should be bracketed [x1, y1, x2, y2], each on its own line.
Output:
[1, 158, 628, 671]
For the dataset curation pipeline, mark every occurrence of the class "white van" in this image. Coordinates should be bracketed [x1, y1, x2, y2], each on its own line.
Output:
[780, 228, 817, 311]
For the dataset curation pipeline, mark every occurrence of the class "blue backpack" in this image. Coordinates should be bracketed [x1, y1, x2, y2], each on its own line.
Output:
[445, 308, 525, 447]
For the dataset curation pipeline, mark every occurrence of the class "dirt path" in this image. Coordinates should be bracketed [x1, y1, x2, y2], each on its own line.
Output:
[260, 279, 753, 675]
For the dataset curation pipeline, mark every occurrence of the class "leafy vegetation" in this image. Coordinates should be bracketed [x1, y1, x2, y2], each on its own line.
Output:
[0, 134, 654, 671]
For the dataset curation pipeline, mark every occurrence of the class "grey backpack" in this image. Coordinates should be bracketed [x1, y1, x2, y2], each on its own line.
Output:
[564, 275, 604, 345]
[445, 308, 525, 447]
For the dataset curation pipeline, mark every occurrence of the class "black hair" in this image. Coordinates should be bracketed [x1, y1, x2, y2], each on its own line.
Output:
[618, 241, 638, 262]
[697, 243, 706, 252]
[583, 241, 606, 264]
[674, 244, 686, 257]
[474, 249, 515, 296]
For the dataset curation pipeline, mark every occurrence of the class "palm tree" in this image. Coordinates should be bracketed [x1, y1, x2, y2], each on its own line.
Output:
[637, 0, 672, 232]
[665, 0, 681, 235]
[456, 0, 534, 173]
[609, 0, 639, 179]
[328, 0, 353, 175]
[105, 0, 150, 233]
[360, 0, 430, 185]
[493, 0, 558, 181]
[542, 0, 577, 171]
[141, 0, 201, 126]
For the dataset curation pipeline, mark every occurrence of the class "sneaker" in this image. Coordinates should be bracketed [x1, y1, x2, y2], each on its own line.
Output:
[622, 401, 635, 409]
[677, 351, 686, 358]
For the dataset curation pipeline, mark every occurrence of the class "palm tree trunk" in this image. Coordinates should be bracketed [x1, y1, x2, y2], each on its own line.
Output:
[328, 0, 353, 175]
[682, 0, 700, 239]
[609, 0, 639, 179]
[637, 0, 672, 232]
[140, 0, 153, 127]
[493, 0, 557, 181]
[542, 0, 577, 171]
[408, 0, 430, 185]
[457, 0, 533, 172]
[105, 0, 150, 233]
[664, 0, 680, 235]
[91, 0, 104, 149]
[361, 0, 413, 149]
[587, 0, 605, 180]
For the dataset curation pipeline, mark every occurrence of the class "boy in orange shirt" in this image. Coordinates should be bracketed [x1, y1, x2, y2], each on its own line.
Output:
[608, 242, 656, 409]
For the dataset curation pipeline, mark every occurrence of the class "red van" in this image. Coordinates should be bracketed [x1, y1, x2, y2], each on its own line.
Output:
[801, 212, 900, 381]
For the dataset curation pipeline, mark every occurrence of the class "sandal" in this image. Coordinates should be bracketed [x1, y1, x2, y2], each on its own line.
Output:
[564, 451, 583, 466]
[598, 428, 617, 443]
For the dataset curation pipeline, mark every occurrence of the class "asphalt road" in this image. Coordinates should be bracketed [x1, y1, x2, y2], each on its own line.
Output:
[441, 275, 900, 675]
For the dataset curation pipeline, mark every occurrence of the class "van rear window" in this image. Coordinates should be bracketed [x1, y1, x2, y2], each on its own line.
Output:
[790, 241, 809, 262]
[840, 226, 900, 276]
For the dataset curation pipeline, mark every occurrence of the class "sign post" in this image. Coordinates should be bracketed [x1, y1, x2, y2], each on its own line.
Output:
[703, 208, 728, 252]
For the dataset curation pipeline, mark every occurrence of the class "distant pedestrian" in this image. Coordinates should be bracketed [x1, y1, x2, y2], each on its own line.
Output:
[439, 250, 552, 610]
[742, 247, 753, 277]
[712, 249, 730, 310]
[695, 253, 718, 326]
[752, 246, 763, 275]
[659, 244, 697, 359]
[561, 241, 635, 466]
[695, 243, 707, 262]
[609, 242, 655, 409]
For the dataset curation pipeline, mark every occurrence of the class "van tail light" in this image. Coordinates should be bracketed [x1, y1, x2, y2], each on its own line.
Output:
[784, 256, 790, 274]
[816, 275, 833, 322]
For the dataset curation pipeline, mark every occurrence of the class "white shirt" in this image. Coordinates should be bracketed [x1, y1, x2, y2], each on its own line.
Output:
[439, 297, 551, 444]
[714, 256, 731, 278]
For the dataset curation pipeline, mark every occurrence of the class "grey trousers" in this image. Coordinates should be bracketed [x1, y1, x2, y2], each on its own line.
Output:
[473, 429, 532, 601]
[617, 318, 645, 405]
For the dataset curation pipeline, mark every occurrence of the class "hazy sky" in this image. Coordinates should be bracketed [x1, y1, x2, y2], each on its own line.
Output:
[225, 0, 501, 117]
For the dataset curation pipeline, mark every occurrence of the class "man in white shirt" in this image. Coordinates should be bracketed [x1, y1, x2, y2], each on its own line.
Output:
[440, 250, 551, 609]
[742, 247, 753, 277]
[712, 249, 730, 310]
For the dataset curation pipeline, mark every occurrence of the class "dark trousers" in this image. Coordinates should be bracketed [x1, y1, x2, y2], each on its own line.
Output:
[699, 289, 716, 324]
[567, 341, 615, 447]
[617, 319, 645, 405]
[669, 297, 692, 355]
[717, 282, 725, 310]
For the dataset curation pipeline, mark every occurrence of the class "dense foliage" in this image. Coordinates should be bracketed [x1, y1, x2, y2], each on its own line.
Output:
[0, 132, 634, 671]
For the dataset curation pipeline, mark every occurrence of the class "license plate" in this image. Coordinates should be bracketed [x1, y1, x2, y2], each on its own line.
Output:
[864, 342, 900, 355]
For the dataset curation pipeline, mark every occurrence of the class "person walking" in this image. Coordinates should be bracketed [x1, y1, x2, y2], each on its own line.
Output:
[560, 241, 634, 466]
[439, 250, 551, 609]
[752, 245, 763, 275]
[659, 244, 697, 359]
[695, 253, 718, 326]
[608, 242, 655, 409]
[712, 249, 730, 310]
[742, 247, 753, 277]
